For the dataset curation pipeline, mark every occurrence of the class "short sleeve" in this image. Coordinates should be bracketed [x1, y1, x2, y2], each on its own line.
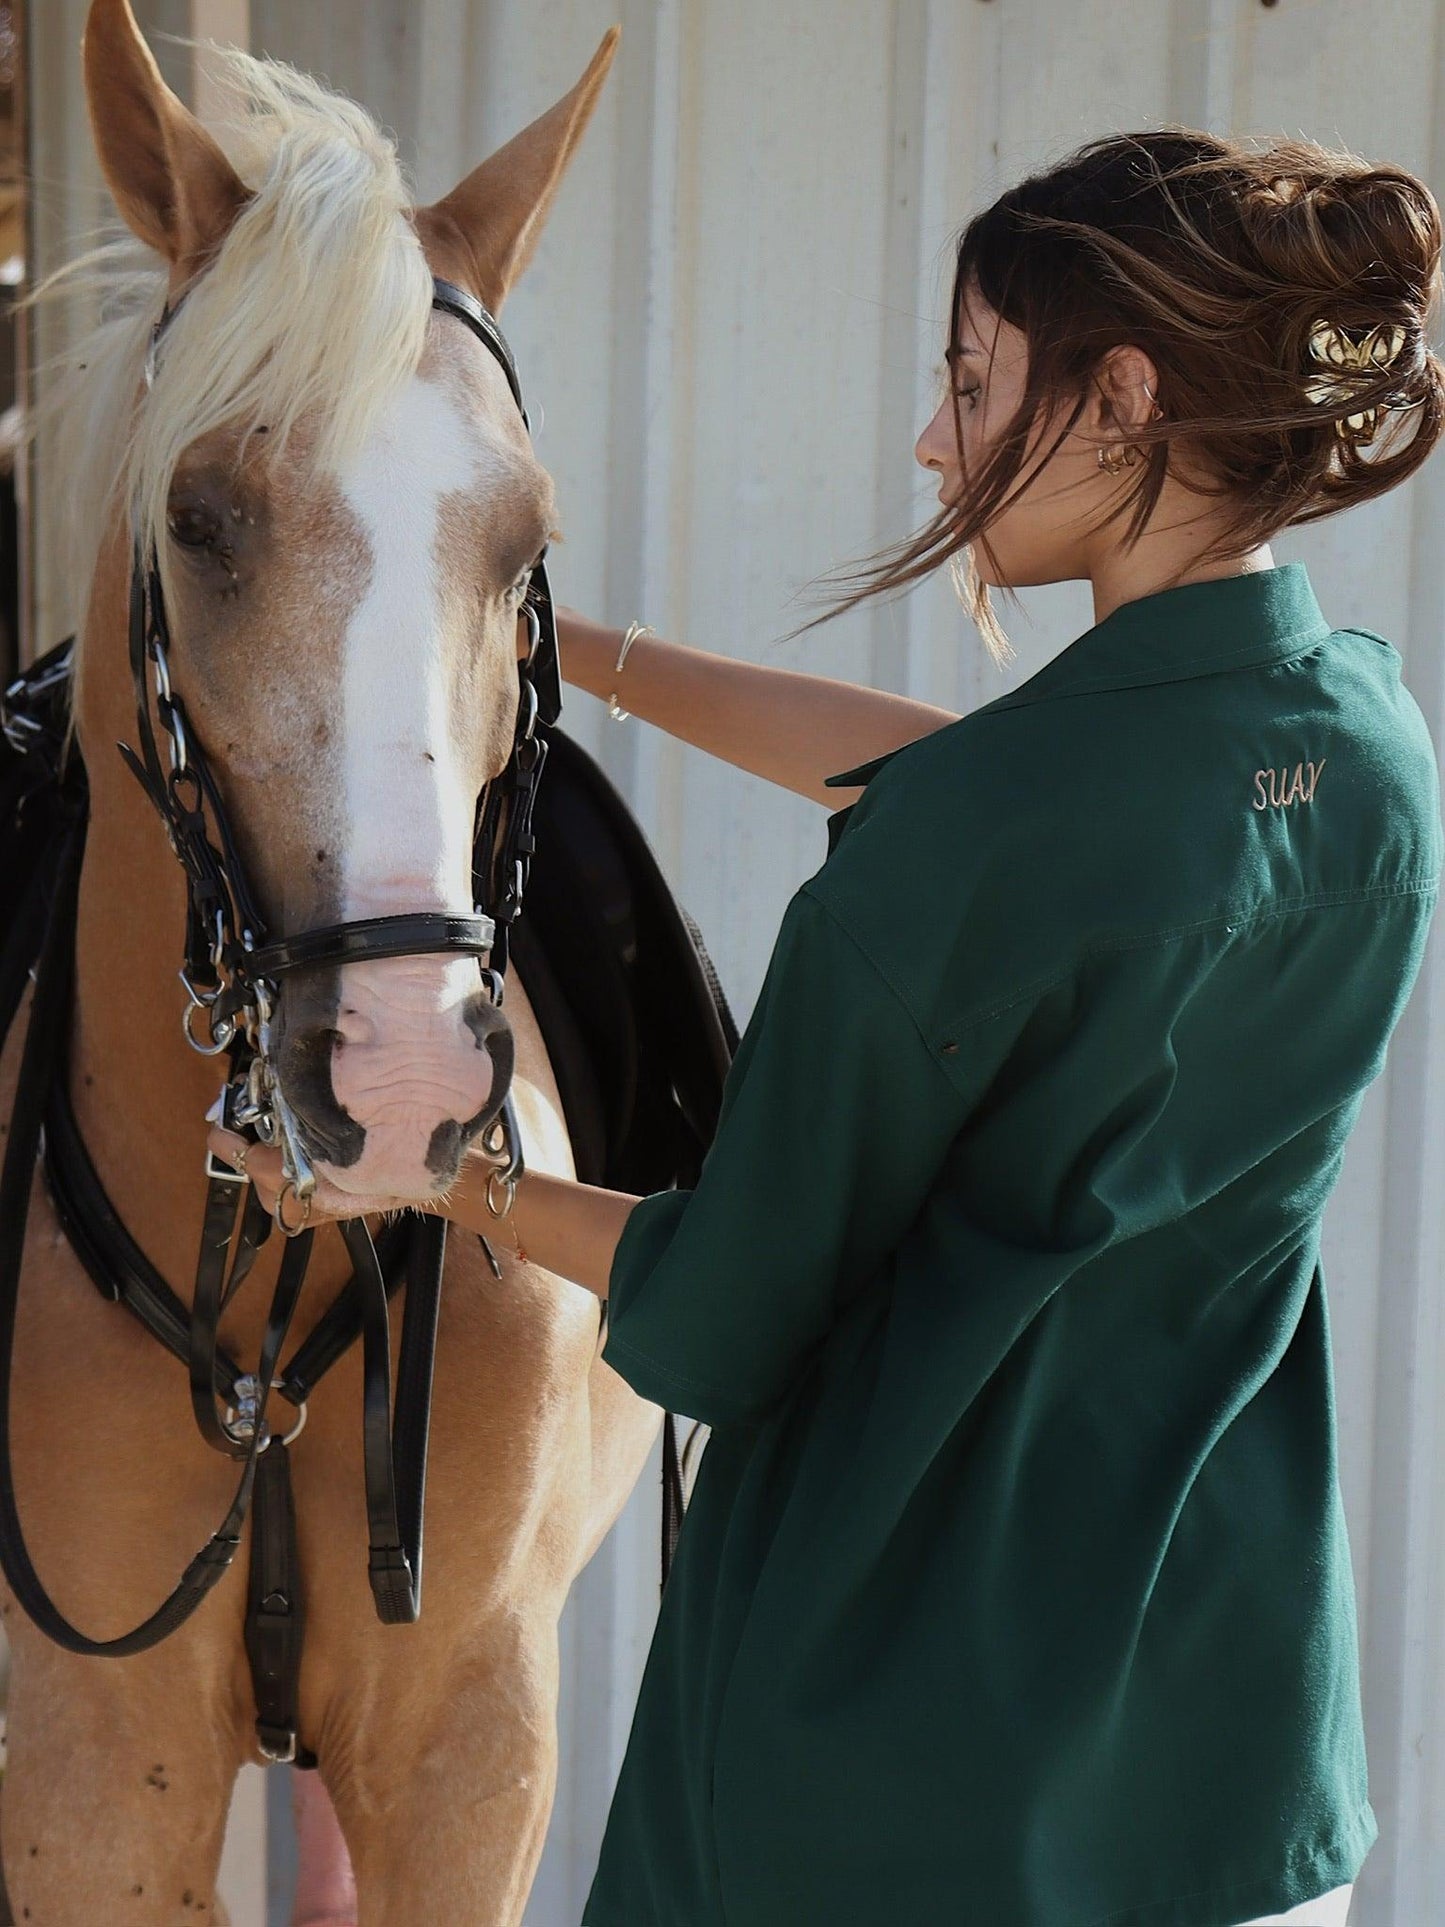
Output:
[599, 884, 968, 1426]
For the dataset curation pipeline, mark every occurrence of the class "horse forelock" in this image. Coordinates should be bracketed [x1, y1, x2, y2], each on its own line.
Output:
[35, 41, 434, 651]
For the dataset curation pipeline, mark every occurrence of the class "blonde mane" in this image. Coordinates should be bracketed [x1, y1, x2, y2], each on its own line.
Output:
[34, 44, 433, 631]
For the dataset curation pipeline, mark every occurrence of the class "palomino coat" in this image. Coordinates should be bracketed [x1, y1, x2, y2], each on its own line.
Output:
[581, 564, 1440, 1927]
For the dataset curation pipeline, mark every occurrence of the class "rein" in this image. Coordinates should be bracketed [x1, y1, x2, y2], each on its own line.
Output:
[0, 276, 568, 1764]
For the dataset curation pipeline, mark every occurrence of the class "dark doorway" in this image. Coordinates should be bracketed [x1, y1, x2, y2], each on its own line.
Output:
[0, 1, 21, 684]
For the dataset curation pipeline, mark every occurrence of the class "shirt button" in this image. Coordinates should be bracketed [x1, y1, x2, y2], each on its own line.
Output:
[941, 1041, 959, 1054]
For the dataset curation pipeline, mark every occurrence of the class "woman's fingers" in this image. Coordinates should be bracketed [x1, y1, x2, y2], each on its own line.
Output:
[204, 1126, 462, 1227]
[207, 1126, 284, 1209]
[204, 1127, 377, 1225]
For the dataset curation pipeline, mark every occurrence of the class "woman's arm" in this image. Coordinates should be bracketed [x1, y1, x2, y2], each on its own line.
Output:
[557, 609, 958, 807]
[203, 1128, 636, 1300]
[444, 1160, 638, 1301]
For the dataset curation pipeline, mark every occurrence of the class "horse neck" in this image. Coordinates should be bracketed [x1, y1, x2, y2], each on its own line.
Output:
[69, 537, 248, 1288]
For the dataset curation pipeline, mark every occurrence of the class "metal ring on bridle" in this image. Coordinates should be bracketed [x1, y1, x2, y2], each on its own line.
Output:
[274, 1180, 313, 1238]
[271, 1399, 308, 1449]
[165, 703, 191, 775]
[169, 763, 202, 815]
[515, 674, 539, 745]
[221, 1395, 308, 1454]
[180, 973, 236, 1056]
[521, 598, 542, 664]
[486, 1169, 518, 1220]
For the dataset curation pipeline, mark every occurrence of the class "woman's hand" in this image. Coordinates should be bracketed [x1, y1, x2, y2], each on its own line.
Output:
[205, 1127, 431, 1228]
[443, 1151, 642, 1300]
[206, 1125, 640, 1299]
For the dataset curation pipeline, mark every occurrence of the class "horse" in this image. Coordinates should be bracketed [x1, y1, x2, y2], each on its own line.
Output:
[0, 4, 670, 1918]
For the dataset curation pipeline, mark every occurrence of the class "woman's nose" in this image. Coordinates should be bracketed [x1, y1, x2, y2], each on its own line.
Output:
[915, 400, 951, 472]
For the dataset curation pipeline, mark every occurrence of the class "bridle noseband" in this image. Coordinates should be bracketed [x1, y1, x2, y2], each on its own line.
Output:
[124, 273, 558, 1206]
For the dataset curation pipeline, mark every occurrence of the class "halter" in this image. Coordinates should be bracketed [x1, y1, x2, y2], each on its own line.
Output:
[125, 274, 560, 1207]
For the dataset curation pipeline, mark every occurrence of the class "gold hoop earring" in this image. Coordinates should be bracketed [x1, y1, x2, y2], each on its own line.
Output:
[1100, 384, 1165, 474]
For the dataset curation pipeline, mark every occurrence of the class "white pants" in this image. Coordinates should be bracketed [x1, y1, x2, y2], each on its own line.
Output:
[1237, 1883, 1353, 1926]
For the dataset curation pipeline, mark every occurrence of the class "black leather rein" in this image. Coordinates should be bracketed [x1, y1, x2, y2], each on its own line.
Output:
[0, 276, 561, 1765]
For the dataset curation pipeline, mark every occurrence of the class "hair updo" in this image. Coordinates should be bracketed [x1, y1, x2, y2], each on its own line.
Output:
[838, 128, 1445, 659]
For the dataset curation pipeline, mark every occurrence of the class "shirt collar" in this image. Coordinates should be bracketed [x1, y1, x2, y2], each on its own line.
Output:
[981, 560, 1333, 712]
[823, 563, 1333, 790]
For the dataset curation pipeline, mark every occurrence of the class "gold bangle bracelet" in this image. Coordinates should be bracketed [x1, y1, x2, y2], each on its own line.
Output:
[608, 621, 655, 722]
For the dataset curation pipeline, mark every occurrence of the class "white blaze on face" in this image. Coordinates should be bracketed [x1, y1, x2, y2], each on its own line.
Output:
[335, 369, 495, 926]
[315, 367, 505, 1194]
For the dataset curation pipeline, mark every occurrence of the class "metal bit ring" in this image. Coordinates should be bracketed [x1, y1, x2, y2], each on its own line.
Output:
[486, 1169, 518, 1221]
[274, 1180, 313, 1239]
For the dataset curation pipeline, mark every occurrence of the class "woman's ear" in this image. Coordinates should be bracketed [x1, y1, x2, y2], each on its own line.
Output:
[1095, 343, 1162, 437]
[83, 0, 251, 276]
[414, 28, 620, 314]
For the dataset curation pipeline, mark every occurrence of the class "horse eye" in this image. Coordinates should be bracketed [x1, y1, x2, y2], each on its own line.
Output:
[167, 502, 220, 549]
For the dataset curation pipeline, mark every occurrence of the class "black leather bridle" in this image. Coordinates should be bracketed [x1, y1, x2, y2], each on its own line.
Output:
[127, 274, 557, 1201]
[0, 276, 563, 1763]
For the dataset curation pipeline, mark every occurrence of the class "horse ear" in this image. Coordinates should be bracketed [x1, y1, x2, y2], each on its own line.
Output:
[416, 27, 620, 313]
[82, 0, 250, 273]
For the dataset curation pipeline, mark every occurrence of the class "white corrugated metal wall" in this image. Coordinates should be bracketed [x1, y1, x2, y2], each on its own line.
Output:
[24, 4, 1445, 1923]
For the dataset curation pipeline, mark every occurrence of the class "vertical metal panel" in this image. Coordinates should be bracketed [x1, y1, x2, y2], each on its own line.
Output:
[249, 0, 417, 172]
[24, 3, 1445, 1921]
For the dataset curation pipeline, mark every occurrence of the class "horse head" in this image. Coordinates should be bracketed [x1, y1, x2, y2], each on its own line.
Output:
[73, 0, 616, 1203]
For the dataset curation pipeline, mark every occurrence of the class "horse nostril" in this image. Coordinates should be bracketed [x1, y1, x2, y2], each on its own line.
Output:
[426, 1117, 467, 1179]
[468, 1002, 515, 1128]
[332, 1004, 376, 1049]
[276, 1021, 366, 1169]
[463, 990, 510, 1049]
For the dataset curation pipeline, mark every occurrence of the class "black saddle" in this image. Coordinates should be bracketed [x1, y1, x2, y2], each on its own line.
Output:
[515, 720, 738, 1196]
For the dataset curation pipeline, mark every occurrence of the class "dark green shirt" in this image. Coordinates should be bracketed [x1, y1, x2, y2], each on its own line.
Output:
[580, 564, 1440, 1927]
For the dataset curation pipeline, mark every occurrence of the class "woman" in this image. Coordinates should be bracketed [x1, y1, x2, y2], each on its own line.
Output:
[222, 131, 1443, 1926]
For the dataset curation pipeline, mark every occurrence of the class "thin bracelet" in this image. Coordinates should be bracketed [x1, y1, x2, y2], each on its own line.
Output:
[608, 621, 655, 722]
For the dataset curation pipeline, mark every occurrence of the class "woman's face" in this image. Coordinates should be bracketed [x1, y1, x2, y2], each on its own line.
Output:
[914, 283, 1151, 588]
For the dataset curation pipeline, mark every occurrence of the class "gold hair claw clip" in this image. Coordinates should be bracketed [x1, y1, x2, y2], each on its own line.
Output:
[1304, 318, 1407, 445]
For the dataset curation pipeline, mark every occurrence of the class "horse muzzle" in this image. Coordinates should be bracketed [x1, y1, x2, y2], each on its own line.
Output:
[271, 953, 515, 1200]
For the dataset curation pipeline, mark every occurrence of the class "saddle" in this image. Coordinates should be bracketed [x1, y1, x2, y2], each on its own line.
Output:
[0, 638, 734, 1752]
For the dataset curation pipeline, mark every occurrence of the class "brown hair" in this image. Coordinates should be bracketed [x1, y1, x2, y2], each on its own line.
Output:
[825, 129, 1445, 660]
